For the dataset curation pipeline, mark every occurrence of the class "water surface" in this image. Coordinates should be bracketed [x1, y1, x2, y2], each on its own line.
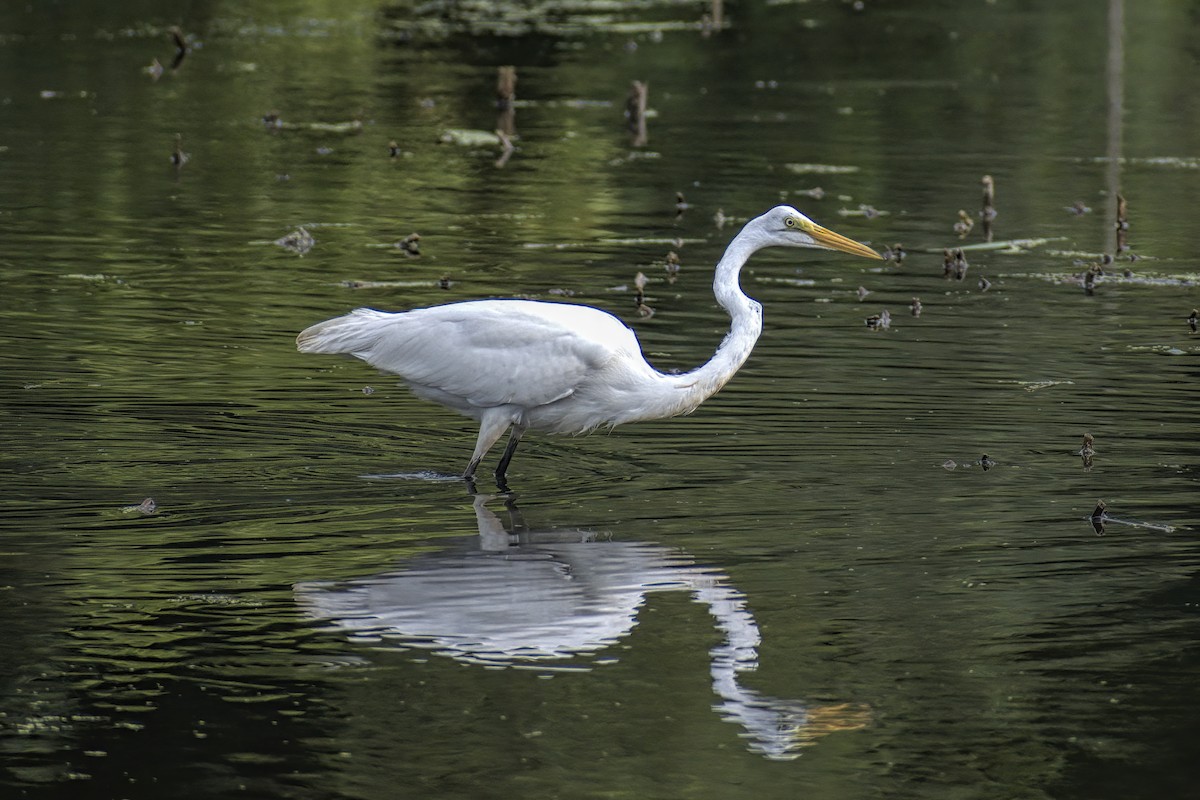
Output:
[2, 2, 1199, 798]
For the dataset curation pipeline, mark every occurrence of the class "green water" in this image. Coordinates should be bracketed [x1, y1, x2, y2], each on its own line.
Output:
[2, 2, 1199, 798]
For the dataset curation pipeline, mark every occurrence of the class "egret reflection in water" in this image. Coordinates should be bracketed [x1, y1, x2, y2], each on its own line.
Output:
[296, 495, 869, 760]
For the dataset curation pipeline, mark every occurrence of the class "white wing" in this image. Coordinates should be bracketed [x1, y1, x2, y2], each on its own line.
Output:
[297, 300, 642, 410]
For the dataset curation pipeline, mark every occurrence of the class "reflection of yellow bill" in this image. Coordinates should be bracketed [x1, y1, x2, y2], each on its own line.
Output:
[793, 702, 873, 747]
[807, 223, 883, 260]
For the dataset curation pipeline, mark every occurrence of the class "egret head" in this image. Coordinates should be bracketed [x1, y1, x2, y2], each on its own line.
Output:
[756, 205, 882, 260]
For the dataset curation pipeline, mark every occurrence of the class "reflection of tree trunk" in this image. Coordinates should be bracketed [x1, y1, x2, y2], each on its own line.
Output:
[1104, 0, 1124, 255]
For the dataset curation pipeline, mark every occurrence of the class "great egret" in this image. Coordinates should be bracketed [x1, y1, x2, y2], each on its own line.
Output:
[297, 205, 881, 480]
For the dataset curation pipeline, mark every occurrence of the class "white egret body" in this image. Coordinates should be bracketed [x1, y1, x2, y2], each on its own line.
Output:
[297, 205, 881, 480]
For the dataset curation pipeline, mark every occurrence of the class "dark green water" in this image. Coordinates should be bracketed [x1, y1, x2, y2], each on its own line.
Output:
[2, 2, 1199, 798]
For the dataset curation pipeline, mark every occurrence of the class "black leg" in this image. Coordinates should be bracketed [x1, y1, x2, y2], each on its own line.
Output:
[493, 426, 525, 483]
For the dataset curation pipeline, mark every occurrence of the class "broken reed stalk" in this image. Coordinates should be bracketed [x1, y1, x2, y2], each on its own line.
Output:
[496, 66, 517, 138]
[626, 81, 648, 147]
[1115, 193, 1129, 252]
[980, 174, 996, 242]
[168, 25, 188, 70]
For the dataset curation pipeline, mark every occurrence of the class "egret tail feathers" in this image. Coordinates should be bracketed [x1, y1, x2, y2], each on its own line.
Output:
[296, 308, 394, 355]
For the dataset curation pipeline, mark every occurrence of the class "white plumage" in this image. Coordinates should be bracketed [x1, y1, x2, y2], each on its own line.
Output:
[297, 205, 881, 482]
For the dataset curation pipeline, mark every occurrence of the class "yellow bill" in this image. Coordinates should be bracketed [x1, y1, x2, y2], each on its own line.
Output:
[808, 223, 883, 260]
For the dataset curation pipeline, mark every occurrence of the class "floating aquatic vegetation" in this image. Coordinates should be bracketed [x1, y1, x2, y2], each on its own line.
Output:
[1124, 344, 1193, 356]
[1084, 156, 1200, 169]
[784, 163, 860, 175]
[924, 237, 1065, 254]
[170, 133, 189, 168]
[837, 205, 885, 218]
[121, 498, 157, 515]
[1079, 433, 1095, 470]
[754, 276, 815, 287]
[1086, 500, 1178, 535]
[864, 309, 890, 330]
[953, 209, 973, 238]
[439, 128, 503, 147]
[288, 119, 363, 134]
[275, 227, 314, 255]
[382, 2, 713, 40]
[523, 236, 705, 250]
[396, 232, 421, 257]
[1012, 270, 1197, 288]
[339, 279, 441, 289]
[998, 379, 1075, 392]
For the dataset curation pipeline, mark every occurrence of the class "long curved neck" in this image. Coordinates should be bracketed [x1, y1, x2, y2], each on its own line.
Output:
[672, 231, 764, 403]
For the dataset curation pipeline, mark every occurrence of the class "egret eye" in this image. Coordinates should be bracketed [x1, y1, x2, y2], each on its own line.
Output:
[785, 217, 795, 227]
